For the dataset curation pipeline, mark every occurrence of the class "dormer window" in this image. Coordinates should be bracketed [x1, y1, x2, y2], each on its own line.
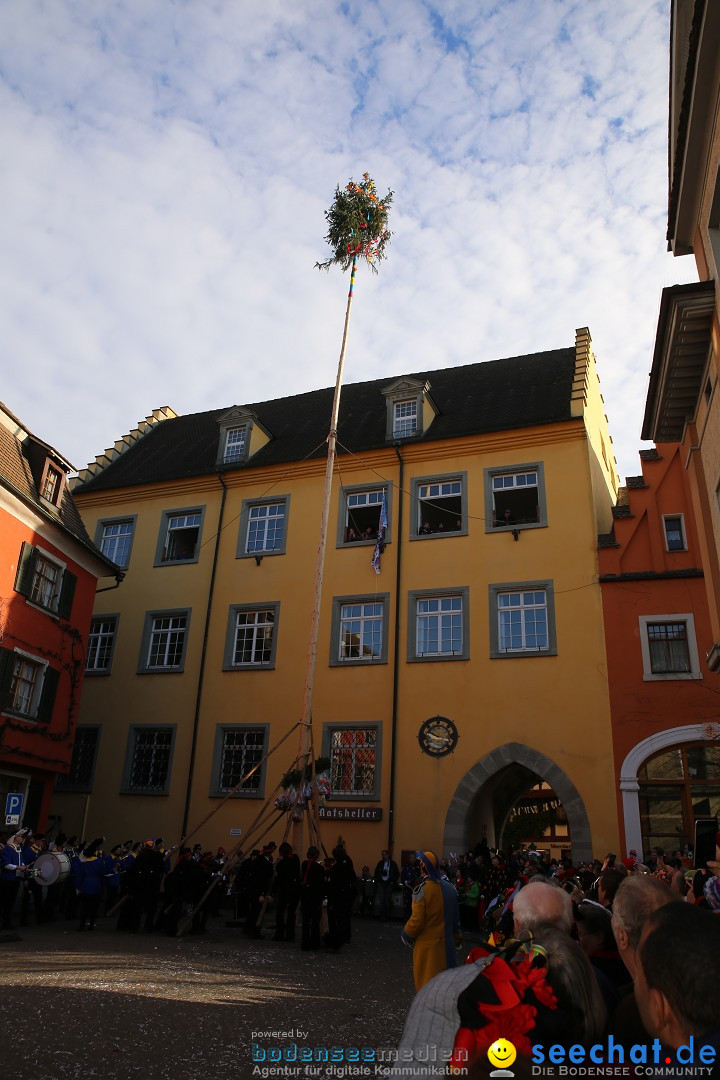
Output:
[40, 463, 63, 505]
[382, 377, 437, 441]
[393, 401, 417, 439]
[216, 406, 270, 467]
[224, 426, 247, 463]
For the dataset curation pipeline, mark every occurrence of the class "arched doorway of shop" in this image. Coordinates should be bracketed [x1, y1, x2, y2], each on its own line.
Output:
[443, 743, 593, 864]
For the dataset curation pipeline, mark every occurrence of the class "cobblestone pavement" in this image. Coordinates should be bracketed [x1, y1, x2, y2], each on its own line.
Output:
[0, 913, 431, 1080]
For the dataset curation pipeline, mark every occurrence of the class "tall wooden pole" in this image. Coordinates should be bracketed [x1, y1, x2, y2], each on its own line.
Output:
[292, 255, 358, 857]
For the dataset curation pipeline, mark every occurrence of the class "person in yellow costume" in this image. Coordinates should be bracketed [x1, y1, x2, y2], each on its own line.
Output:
[401, 850, 462, 991]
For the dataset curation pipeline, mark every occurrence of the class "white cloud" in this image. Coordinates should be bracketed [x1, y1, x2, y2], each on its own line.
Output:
[0, 0, 696, 481]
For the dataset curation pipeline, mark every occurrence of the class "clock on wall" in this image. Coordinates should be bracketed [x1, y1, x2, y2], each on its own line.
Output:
[418, 715, 458, 757]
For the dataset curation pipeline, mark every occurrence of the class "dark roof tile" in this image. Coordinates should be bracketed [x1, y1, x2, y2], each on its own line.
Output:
[75, 348, 578, 493]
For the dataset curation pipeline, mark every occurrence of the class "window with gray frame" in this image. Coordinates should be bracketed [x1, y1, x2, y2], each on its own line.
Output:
[97, 518, 136, 569]
[484, 463, 547, 531]
[408, 588, 470, 661]
[330, 595, 390, 665]
[139, 610, 190, 673]
[155, 508, 204, 565]
[223, 604, 279, 669]
[212, 726, 267, 795]
[411, 474, 467, 537]
[123, 726, 175, 793]
[56, 727, 100, 791]
[85, 615, 118, 674]
[489, 581, 557, 658]
[327, 726, 378, 797]
[339, 486, 390, 545]
[238, 497, 289, 557]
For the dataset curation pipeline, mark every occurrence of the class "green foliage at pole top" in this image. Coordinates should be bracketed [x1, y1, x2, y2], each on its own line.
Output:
[316, 172, 393, 274]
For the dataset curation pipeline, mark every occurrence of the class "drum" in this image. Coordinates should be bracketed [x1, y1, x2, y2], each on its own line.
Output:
[33, 851, 72, 887]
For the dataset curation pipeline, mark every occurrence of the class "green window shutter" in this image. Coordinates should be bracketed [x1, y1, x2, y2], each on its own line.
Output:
[36, 666, 60, 724]
[57, 571, 77, 620]
[0, 647, 15, 711]
[14, 542, 37, 598]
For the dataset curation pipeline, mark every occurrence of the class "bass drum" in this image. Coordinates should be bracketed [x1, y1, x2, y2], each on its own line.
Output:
[33, 851, 72, 887]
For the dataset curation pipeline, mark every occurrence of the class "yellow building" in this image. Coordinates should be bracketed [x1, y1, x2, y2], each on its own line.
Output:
[53, 329, 620, 868]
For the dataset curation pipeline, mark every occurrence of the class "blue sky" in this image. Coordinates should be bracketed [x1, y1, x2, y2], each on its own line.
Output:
[0, 0, 696, 480]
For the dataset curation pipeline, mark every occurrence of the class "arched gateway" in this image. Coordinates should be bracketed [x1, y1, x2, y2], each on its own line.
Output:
[443, 742, 593, 864]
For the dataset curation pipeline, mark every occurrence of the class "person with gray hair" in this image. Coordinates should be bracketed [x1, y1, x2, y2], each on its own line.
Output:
[607, 872, 677, 1045]
[611, 873, 675, 979]
[512, 880, 573, 936]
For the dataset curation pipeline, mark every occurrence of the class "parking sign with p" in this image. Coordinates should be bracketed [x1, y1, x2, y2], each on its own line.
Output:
[5, 792, 24, 827]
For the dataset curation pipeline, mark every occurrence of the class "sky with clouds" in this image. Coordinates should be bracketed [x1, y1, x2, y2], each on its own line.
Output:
[0, 0, 697, 482]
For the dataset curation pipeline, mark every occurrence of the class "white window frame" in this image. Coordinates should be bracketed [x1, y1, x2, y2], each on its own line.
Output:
[9, 648, 48, 718]
[156, 509, 204, 565]
[224, 426, 247, 464]
[237, 496, 290, 558]
[496, 589, 549, 654]
[638, 614, 702, 681]
[85, 615, 118, 675]
[393, 399, 418, 439]
[330, 597, 387, 665]
[662, 514, 687, 552]
[138, 610, 191, 673]
[338, 485, 391, 546]
[96, 518, 136, 569]
[484, 462, 548, 532]
[489, 581, 557, 658]
[408, 588, 470, 662]
[223, 604, 279, 669]
[411, 472, 468, 538]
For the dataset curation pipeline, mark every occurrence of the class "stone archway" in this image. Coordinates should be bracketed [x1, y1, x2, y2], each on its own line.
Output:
[619, 723, 717, 857]
[443, 742, 593, 864]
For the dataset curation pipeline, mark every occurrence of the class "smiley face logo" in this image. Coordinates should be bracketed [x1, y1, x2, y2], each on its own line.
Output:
[487, 1039, 517, 1070]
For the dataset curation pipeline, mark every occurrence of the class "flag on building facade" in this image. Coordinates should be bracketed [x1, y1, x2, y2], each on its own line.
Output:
[371, 490, 388, 574]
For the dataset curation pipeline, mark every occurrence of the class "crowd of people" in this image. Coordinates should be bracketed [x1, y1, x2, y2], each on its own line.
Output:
[394, 839, 720, 1075]
[2, 825, 719, 1068]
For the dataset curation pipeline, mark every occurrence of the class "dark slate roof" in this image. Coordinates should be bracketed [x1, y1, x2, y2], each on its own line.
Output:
[0, 419, 119, 574]
[75, 348, 578, 494]
[597, 530, 618, 549]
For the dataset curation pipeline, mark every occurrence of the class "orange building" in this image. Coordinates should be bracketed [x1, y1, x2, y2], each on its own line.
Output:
[0, 403, 121, 832]
[598, 443, 720, 857]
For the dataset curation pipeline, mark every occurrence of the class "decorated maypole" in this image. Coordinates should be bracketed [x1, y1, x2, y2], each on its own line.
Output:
[291, 174, 393, 856]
